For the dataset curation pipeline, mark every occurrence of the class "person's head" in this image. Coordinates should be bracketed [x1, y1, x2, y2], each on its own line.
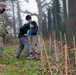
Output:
[0, 2, 6, 13]
[30, 21, 36, 28]
[26, 15, 31, 21]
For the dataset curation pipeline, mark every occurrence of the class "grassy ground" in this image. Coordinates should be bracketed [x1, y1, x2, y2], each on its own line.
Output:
[1, 45, 76, 75]
[0, 45, 42, 75]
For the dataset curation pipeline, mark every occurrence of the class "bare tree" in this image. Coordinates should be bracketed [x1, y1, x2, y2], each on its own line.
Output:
[16, 0, 22, 27]
[21, 0, 51, 31]
[11, 0, 16, 37]
[0, 0, 5, 2]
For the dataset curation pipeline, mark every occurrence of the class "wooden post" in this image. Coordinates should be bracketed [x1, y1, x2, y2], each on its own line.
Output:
[64, 33, 70, 64]
[60, 32, 63, 50]
[54, 30, 56, 40]
[49, 37, 52, 54]
[37, 35, 41, 53]
[60, 32, 63, 59]
[64, 33, 67, 44]
[65, 44, 68, 75]
[38, 35, 44, 74]
[64, 33, 72, 75]
[73, 35, 76, 66]
[54, 40, 59, 62]
[41, 38, 52, 75]
[53, 31, 59, 62]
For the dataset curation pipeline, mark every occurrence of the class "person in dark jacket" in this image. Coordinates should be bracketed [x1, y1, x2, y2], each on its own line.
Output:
[27, 21, 38, 36]
[16, 15, 34, 59]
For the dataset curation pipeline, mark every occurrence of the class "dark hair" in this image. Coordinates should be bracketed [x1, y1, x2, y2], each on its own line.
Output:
[26, 15, 31, 21]
[30, 21, 36, 26]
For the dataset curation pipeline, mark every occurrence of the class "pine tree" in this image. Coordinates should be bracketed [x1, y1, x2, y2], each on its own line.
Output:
[62, 0, 67, 33]
[52, 0, 61, 39]
[48, 7, 52, 36]
[42, 14, 48, 37]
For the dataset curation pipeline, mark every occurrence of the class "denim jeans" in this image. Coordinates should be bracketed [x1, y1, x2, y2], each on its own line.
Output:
[16, 37, 30, 58]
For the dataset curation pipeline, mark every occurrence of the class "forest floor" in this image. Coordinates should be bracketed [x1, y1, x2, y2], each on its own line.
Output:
[0, 45, 43, 75]
[0, 42, 76, 75]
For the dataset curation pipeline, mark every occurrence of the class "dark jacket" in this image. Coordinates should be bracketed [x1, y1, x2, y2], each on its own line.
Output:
[32, 22, 38, 35]
[18, 22, 30, 38]
[18, 21, 38, 38]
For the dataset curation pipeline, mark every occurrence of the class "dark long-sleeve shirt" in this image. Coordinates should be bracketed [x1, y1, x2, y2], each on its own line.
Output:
[28, 21, 38, 36]
[18, 22, 30, 38]
[32, 23, 38, 35]
[18, 21, 38, 38]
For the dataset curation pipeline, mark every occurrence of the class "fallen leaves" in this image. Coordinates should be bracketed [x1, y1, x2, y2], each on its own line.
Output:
[0, 62, 6, 67]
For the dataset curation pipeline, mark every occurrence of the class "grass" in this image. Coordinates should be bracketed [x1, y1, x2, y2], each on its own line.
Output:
[0, 45, 42, 75]
[0, 44, 76, 75]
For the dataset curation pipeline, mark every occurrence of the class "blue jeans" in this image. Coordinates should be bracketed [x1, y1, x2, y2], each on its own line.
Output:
[16, 37, 30, 58]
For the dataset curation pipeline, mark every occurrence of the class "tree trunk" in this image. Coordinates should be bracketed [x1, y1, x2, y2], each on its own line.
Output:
[42, 14, 48, 37]
[48, 7, 52, 35]
[17, 0, 22, 27]
[68, 0, 76, 35]
[0, 0, 5, 2]
[36, 0, 43, 33]
[52, 0, 61, 39]
[12, 1, 16, 37]
[63, 0, 67, 33]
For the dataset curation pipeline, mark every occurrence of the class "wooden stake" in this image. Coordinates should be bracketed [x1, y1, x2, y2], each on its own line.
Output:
[60, 32, 63, 59]
[41, 38, 52, 75]
[54, 30, 56, 40]
[64, 33, 67, 44]
[60, 32, 63, 50]
[64, 33, 70, 64]
[54, 40, 59, 62]
[49, 37, 52, 54]
[65, 44, 68, 75]
[38, 35, 44, 74]
[73, 35, 76, 66]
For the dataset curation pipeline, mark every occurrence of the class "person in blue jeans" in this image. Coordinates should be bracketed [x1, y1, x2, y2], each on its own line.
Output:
[16, 15, 35, 59]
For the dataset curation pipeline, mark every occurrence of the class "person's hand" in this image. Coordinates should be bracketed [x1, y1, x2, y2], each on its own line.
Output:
[24, 34, 29, 41]
[7, 33, 10, 37]
[24, 34, 28, 36]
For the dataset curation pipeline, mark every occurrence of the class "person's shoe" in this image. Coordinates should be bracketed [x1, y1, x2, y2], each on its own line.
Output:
[35, 52, 40, 55]
[30, 52, 33, 57]
[30, 52, 33, 54]
[16, 56, 20, 59]
[26, 56, 34, 59]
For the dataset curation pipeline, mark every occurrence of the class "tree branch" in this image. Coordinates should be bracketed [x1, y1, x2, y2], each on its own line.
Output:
[42, 3, 50, 8]
[26, 0, 29, 3]
[21, 10, 38, 17]
[41, 0, 46, 4]
[42, 0, 53, 8]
